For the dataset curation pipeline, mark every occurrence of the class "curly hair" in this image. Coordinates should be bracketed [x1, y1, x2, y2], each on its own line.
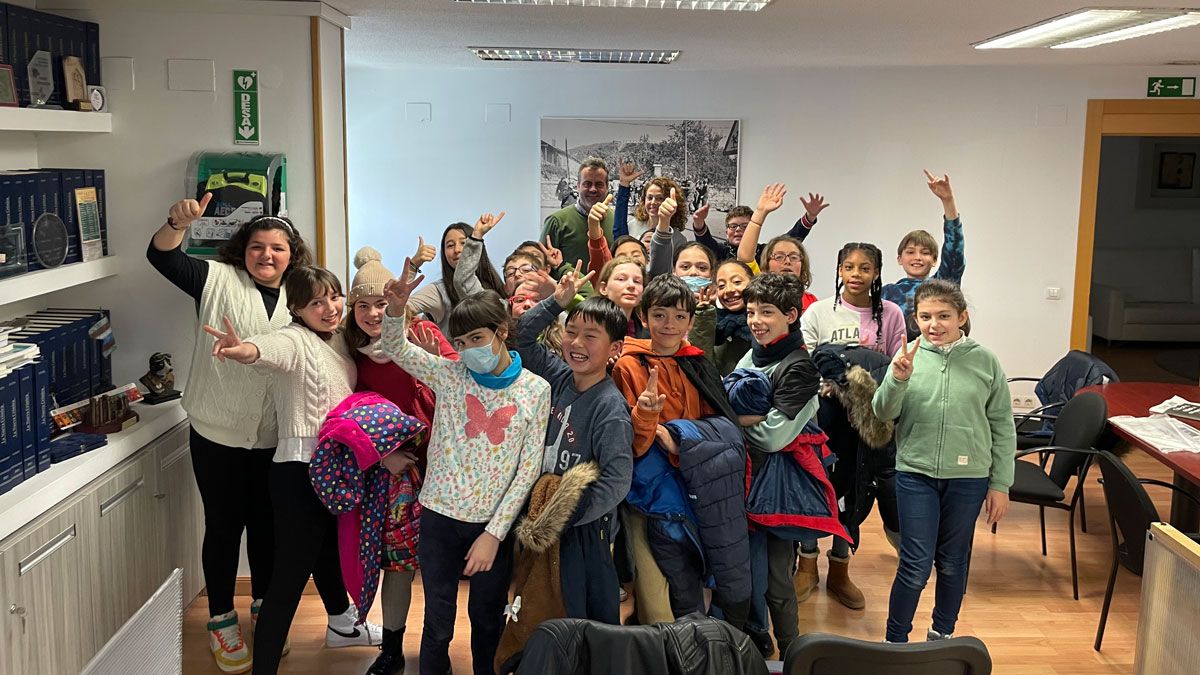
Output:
[217, 215, 313, 279]
[634, 176, 688, 232]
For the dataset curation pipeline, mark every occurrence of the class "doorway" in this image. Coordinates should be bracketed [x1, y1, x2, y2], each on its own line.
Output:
[1072, 100, 1200, 384]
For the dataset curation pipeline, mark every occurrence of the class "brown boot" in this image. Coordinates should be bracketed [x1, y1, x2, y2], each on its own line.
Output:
[793, 550, 819, 603]
[826, 552, 865, 610]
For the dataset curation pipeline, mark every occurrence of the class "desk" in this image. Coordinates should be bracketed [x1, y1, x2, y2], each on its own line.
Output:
[1080, 382, 1200, 530]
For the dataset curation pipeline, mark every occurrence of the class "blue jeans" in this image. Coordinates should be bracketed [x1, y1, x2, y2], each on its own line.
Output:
[799, 533, 850, 558]
[885, 471, 989, 643]
[746, 531, 799, 649]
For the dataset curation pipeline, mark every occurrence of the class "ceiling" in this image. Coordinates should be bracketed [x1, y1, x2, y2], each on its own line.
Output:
[318, 0, 1200, 69]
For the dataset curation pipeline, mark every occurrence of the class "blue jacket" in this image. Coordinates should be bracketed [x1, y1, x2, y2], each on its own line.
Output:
[746, 421, 850, 544]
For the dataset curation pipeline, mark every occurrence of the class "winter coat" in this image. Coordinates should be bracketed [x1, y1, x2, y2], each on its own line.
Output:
[495, 462, 599, 674]
[723, 368, 774, 416]
[745, 421, 851, 544]
[308, 392, 427, 620]
[514, 612, 768, 675]
[1031, 350, 1119, 436]
[811, 344, 896, 545]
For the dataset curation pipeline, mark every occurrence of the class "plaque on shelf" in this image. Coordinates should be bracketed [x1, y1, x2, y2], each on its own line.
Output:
[32, 213, 69, 268]
[62, 56, 91, 111]
[27, 50, 60, 109]
[0, 224, 28, 279]
[88, 85, 108, 113]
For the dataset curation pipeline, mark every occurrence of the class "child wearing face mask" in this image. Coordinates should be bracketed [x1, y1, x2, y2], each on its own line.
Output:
[379, 272, 550, 675]
[203, 266, 381, 675]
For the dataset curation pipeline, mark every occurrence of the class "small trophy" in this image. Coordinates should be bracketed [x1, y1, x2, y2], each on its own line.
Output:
[26, 50, 60, 109]
[139, 352, 182, 404]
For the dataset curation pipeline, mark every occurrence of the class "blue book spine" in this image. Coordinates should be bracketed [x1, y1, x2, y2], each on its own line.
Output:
[6, 5, 33, 107]
[32, 360, 51, 472]
[85, 21, 100, 85]
[2, 174, 42, 272]
[17, 364, 36, 477]
[0, 375, 21, 492]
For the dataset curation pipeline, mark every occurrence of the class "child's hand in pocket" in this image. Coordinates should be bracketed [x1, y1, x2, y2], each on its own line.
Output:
[464, 532, 501, 576]
[380, 451, 417, 475]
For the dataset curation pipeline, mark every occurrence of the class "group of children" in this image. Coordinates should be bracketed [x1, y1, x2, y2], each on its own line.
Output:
[160, 155, 1015, 675]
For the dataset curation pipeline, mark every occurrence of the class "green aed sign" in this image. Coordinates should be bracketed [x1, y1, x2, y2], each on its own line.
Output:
[1146, 76, 1196, 98]
[233, 69, 260, 145]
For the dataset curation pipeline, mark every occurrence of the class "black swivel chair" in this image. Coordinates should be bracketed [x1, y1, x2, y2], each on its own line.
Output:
[782, 633, 992, 675]
[1093, 450, 1200, 651]
[992, 392, 1107, 600]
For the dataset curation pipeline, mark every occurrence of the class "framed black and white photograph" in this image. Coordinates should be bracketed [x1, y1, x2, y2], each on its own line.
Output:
[1137, 139, 1200, 207]
[540, 117, 740, 231]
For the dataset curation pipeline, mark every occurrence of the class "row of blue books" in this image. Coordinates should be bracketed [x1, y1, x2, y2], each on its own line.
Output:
[0, 308, 115, 495]
[0, 168, 108, 277]
[1, 3, 101, 107]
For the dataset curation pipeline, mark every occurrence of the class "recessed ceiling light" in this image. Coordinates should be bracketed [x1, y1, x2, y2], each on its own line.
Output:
[455, 0, 771, 10]
[974, 7, 1200, 49]
[1052, 11, 1200, 48]
[469, 47, 681, 64]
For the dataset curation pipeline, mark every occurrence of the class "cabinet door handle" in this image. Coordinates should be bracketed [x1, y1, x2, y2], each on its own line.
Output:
[100, 476, 146, 517]
[9, 604, 26, 634]
[18, 525, 77, 576]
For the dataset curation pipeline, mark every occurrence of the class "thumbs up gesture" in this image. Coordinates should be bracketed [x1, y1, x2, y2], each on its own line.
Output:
[588, 194, 613, 238]
[168, 192, 213, 230]
[411, 236, 436, 270]
[892, 340, 920, 382]
[657, 188, 678, 229]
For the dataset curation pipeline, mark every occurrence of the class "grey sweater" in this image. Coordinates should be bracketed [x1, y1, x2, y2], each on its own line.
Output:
[516, 297, 634, 526]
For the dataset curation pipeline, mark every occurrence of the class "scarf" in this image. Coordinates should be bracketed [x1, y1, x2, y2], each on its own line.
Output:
[716, 308, 752, 345]
[469, 350, 524, 389]
[751, 329, 806, 367]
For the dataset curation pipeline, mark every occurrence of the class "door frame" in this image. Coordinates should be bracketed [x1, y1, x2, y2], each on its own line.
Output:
[1071, 99, 1200, 350]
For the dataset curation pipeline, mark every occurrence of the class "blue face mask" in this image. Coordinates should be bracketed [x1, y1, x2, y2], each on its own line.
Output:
[460, 337, 501, 374]
[682, 275, 712, 292]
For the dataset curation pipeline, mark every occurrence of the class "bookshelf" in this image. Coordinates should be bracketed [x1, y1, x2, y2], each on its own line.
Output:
[0, 256, 119, 306]
[0, 108, 113, 134]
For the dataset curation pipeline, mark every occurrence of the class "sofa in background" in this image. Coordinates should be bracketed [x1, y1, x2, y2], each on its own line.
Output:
[1091, 247, 1200, 342]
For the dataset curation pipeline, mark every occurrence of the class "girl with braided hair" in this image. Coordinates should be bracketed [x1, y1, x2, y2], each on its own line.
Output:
[794, 242, 905, 612]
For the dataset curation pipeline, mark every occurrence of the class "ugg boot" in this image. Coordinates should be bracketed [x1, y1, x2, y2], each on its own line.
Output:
[826, 552, 865, 610]
[793, 550, 819, 603]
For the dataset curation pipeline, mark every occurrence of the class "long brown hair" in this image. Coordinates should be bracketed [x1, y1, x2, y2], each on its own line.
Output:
[634, 176, 688, 231]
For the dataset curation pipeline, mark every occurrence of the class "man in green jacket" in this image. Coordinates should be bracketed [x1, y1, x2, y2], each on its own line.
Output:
[543, 157, 614, 267]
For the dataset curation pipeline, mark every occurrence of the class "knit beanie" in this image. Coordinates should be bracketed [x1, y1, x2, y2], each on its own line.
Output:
[349, 247, 394, 305]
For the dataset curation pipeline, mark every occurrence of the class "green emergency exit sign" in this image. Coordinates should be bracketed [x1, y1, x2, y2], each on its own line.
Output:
[1147, 77, 1196, 98]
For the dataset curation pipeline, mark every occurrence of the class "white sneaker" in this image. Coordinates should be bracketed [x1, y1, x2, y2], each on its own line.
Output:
[207, 610, 252, 674]
[926, 628, 954, 641]
[326, 604, 384, 648]
[250, 599, 290, 656]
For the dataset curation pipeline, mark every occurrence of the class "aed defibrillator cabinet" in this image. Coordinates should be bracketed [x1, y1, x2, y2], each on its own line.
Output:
[184, 152, 287, 257]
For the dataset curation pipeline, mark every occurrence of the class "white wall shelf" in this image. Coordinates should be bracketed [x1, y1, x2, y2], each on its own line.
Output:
[0, 256, 120, 306]
[0, 107, 112, 133]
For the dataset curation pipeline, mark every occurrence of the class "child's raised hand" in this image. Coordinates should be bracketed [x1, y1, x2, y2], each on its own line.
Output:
[202, 316, 258, 364]
[167, 192, 213, 230]
[757, 183, 787, 214]
[554, 261, 595, 307]
[518, 268, 557, 302]
[799, 192, 830, 220]
[618, 159, 645, 187]
[588, 194, 614, 231]
[637, 366, 667, 413]
[892, 340, 920, 381]
[691, 203, 711, 232]
[384, 259, 424, 316]
[410, 236, 436, 270]
[694, 284, 715, 309]
[924, 169, 953, 201]
[657, 188, 678, 227]
[408, 321, 441, 356]
[472, 211, 505, 239]
[539, 235, 564, 269]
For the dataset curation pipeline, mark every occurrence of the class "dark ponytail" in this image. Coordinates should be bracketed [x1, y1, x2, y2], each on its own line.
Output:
[834, 242, 885, 346]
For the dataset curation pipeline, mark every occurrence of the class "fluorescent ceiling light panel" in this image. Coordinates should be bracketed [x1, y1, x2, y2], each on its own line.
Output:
[469, 47, 681, 63]
[1051, 11, 1200, 47]
[974, 9, 1147, 49]
[455, 0, 772, 10]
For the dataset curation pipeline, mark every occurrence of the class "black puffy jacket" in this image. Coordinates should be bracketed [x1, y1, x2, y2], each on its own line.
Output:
[513, 613, 768, 675]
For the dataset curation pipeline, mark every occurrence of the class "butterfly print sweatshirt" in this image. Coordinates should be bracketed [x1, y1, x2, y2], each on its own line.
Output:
[380, 313, 551, 539]
[515, 297, 634, 527]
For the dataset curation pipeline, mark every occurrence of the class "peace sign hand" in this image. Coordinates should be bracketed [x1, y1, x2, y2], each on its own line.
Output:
[553, 260, 596, 307]
[637, 366, 667, 413]
[383, 257, 425, 317]
[202, 316, 258, 364]
[167, 192, 213, 230]
[618, 159, 645, 187]
[757, 183, 787, 214]
[799, 192, 830, 220]
[694, 284, 715, 309]
[892, 340, 920, 382]
[539, 235, 564, 269]
[924, 169, 954, 202]
[473, 211, 505, 239]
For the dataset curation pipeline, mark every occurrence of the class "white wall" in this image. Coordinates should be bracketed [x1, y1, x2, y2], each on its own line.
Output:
[1094, 136, 1200, 250]
[346, 63, 1195, 379]
[31, 7, 321, 389]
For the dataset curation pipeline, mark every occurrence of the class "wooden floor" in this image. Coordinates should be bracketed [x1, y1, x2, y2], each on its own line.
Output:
[183, 449, 1176, 675]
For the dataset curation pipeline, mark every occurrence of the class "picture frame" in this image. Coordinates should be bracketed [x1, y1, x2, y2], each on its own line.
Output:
[0, 65, 18, 108]
[1136, 138, 1200, 208]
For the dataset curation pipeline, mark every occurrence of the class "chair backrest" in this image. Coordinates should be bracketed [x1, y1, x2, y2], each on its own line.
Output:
[783, 633, 992, 675]
[1046, 392, 1108, 488]
[1095, 450, 1159, 576]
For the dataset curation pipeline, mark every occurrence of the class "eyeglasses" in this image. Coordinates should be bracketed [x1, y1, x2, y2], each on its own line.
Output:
[725, 222, 749, 232]
[504, 264, 537, 277]
[509, 295, 531, 305]
[770, 253, 803, 264]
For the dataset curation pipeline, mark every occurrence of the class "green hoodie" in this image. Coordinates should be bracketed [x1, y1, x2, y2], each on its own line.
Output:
[871, 337, 1016, 493]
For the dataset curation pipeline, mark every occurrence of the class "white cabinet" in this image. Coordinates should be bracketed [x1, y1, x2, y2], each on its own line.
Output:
[155, 426, 205, 605]
[0, 498, 97, 675]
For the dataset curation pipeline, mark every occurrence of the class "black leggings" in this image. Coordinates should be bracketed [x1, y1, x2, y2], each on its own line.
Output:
[252, 461, 351, 675]
[189, 428, 275, 616]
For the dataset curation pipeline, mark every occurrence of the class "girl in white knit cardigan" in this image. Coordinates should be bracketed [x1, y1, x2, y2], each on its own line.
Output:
[204, 266, 380, 675]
